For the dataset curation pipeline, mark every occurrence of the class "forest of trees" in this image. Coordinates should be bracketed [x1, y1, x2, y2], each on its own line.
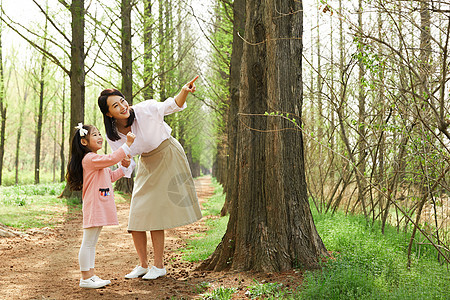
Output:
[0, 0, 213, 187]
[0, 0, 449, 270]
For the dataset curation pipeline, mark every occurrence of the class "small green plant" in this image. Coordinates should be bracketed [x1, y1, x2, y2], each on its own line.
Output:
[14, 195, 27, 206]
[245, 280, 286, 299]
[202, 286, 236, 300]
[193, 281, 210, 294]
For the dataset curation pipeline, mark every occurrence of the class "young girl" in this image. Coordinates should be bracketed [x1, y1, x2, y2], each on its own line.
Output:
[66, 123, 135, 289]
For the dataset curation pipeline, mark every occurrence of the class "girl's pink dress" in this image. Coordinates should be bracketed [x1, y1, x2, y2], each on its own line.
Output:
[81, 148, 126, 228]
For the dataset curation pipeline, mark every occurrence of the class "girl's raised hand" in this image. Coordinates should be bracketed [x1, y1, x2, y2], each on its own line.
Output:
[126, 132, 136, 147]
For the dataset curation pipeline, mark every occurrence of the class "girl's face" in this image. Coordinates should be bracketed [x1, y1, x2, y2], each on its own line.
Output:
[81, 127, 103, 153]
[106, 95, 130, 120]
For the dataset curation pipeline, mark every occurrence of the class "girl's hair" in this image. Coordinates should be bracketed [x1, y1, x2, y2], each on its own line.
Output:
[97, 88, 135, 141]
[66, 125, 94, 191]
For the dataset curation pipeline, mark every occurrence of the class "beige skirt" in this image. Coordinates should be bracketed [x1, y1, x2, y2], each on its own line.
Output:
[128, 137, 202, 231]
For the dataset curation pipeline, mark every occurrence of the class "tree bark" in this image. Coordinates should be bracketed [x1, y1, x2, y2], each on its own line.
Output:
[356, 0, 367, 216]
[121, 0, 132, 102]
[201, 0, 327, 272]
[222, 0, 245, 216]
[15, 87, 28, 185]
[61, 0, 85, 199]
[35, 41, 47, 184]
[158, 0, 166, 102]
[69, 0, 85, 143]
[114, 0, 135, 195]
[143, 0, 153, 100]
[60, 80, 66, 182]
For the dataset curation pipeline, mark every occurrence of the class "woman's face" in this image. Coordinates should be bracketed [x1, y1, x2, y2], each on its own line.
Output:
[106, 95, 130, 119]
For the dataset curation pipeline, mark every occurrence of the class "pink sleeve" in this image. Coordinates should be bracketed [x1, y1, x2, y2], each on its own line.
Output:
[85, 148, 126, 170]
[109, 167, 125, 182]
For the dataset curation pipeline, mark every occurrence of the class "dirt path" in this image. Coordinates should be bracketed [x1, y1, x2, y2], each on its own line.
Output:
[0, 175, 302, 299]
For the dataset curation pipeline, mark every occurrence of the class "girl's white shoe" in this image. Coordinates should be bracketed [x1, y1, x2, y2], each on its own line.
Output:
[79, 276, 110, 289]
[142, 266, 166, 280]
[92, 275, 111, 286]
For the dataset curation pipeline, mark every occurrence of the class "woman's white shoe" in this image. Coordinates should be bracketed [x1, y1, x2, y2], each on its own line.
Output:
[124, 265, 149, 279]
[142, 266, 166, 280]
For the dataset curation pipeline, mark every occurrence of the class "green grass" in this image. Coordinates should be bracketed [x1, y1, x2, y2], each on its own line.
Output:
[1, 170, 59, 186]
[113, 190, 131, 203]
[202, 286, 236, 300]
[180, 178, 450, 299]
[299, 207, 450, 299]
[246, 280, 291, 299]
[181, 216, 229, 262]
[179, 177, 229, 262]
[6, 176, 447, 299]
[0, 182, 81, 229]
[201, 182, 226, 216]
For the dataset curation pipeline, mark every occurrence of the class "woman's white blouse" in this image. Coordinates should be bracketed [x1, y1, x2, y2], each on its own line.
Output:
[106, 97, 186, 177]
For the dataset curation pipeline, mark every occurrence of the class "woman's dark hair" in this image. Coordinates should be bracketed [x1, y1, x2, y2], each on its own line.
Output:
[98, 88, 135, 141]
[66, 125, 94, 191]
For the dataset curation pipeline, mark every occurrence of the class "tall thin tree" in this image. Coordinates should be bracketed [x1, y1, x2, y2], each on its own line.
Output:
[60, 0, 86, 198]
[35, 14, 48, 184]
[0, 0, 6, 186]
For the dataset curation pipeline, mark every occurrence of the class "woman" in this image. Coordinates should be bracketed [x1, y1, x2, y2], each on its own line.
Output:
[97, 76, 202, 280]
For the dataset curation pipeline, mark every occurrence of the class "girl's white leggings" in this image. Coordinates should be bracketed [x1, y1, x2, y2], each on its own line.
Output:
[79, 226, 102, 271]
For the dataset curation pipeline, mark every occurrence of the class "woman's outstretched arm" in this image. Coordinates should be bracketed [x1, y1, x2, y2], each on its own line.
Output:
[174, 75, 198, 108]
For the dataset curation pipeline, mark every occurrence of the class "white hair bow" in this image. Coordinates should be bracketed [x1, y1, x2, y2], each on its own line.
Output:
[75, 123, 88, 137]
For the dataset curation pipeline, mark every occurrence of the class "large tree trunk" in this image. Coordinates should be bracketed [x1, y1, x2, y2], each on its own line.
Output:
[115, 0, 134, 194]
[121, 0, 132, 102]
[158, 0, 165, 102]
[143, 0, 153, 100]
[221, 0, 245, 216]
[69, 0, 85, 152]
[201, 0, 327, 272]
[61, 0, 85, 199]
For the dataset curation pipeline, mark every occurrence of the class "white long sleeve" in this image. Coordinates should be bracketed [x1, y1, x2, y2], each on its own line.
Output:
[105, 97, 186, 178]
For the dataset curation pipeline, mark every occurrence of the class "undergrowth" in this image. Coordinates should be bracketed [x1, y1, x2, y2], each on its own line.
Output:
[299, 207, 450, 299]
[0, 182, 79, 229]
[181, 179, 450, 299]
